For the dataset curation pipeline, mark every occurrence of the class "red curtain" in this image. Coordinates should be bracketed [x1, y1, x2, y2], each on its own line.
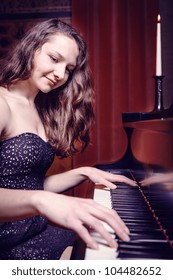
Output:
[72, 0, 159, 168]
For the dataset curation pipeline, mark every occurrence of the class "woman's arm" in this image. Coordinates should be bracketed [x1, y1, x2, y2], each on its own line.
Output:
[0, 187, 130, 249]
[44, 166, 137, 193]
[0, 188, 40, 221]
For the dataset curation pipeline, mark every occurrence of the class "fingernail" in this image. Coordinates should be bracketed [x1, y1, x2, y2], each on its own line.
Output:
[91, 242, 98, 250]
[125, 226, 130, 235]
[123, 232, 130, 241]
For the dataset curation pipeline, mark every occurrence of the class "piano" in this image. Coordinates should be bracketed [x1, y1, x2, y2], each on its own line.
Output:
[71, 104, 173, 260]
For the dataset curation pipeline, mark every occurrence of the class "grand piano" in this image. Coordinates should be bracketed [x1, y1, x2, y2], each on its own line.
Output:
[71, 103, 173, 260]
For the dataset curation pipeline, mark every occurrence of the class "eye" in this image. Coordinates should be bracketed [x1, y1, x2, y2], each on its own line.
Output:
[49, 55, 58, 63]
[66, 66, 75, 75]
[66, 68, 73, 75]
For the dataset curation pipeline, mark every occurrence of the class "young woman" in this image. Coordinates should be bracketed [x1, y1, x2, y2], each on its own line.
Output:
[0, 18, 136, 259]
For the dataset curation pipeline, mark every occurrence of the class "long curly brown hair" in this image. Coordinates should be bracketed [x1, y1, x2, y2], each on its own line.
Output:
[0, 19, 95, 158]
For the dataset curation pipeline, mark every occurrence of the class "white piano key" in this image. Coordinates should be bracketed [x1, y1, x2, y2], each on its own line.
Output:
[93, 187, 114, 232]
[85, 244, 118, 260]
[84, 187, 118, 259]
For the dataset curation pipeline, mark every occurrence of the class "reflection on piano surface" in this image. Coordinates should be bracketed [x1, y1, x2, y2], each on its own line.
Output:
[71, 114, 173, 260]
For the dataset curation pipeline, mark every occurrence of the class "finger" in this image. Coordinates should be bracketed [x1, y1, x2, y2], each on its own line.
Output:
[140, 179, 147, 186]
[80, 214, 118, 248]
[95, 208, 130, 241]
[72, 222, 99, 249]
[89, 222, 118, 248]
[95, 178, 117, 189]
[82, 203, 130, 242]
[99, 171, 137, 186]
[113, 175, 137, 186]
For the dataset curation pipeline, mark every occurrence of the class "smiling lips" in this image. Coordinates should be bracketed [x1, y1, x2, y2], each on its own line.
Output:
[45, 76, 57, 86]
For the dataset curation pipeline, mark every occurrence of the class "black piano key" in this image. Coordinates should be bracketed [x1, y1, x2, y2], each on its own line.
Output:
[129, 232, 164, 241]
[118, 251, 173, 260]
[117, 241, 173, 259]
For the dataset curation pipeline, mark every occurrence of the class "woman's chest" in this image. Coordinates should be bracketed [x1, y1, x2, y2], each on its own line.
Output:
[4, 103, 47, 142]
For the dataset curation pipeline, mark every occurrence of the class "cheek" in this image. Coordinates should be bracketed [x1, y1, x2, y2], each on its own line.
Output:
[33, 55, 49, 72]
[33, 63, 49, 79]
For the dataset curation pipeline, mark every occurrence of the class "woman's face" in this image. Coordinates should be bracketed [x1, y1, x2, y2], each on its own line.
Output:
[30, 33, 79, 93]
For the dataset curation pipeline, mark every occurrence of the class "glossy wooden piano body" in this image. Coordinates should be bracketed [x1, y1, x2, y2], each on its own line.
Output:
[71, 110, 173, 260]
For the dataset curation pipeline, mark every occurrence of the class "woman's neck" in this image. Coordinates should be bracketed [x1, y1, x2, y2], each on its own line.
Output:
[7, 80, 39, 102]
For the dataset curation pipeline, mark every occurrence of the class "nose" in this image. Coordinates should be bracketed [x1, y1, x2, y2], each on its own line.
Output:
[54, 65, 66, 81]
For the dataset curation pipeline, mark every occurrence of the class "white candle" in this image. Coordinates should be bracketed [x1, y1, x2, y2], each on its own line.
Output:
[156, 14, 162, 76]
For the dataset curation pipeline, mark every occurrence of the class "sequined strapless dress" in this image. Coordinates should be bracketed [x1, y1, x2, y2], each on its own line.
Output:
[0, 133, 75, 260]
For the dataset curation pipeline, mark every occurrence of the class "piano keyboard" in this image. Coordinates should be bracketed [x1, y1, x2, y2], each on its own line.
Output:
[85, 188, 118, 260]
[84, 170, 173, 260]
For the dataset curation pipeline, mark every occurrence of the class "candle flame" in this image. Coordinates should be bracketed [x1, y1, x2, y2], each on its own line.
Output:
[157, 14, 161, 22]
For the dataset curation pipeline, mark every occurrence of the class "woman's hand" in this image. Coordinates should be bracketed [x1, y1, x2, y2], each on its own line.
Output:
[35, 191, 130, 249]
[81, 167, 137, 189]
[140, 172, 173, 186]
[44, 166, 137, 193]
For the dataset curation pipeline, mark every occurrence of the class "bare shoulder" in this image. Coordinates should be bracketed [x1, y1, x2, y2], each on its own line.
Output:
[0, 89, 11, 135]
[0, 91, 11, 114]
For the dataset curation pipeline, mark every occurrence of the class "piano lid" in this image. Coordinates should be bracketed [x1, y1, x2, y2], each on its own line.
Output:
[124, 118, 173, 170]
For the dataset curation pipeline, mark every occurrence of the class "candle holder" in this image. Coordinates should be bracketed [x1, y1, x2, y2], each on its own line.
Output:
[122, 75, 167, 123]
[153, 75, 164, 111]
